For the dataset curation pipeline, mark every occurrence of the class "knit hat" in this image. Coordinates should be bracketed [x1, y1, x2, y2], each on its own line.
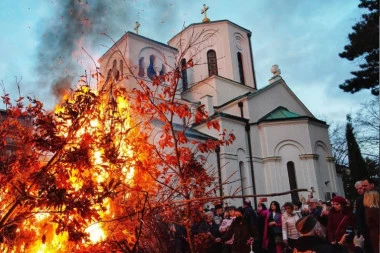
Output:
[331, 196, 346, 205]
[295, 215, 317, 234]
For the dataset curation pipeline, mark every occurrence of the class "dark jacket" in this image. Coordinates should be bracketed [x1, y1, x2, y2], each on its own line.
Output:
[327, 207, 354, 243]
[191, 219, 222, 253]
[355, 195, 366, 234]
[243, 206, 258, 237]
[221, 216, 252, 253]
[365, 207, 379, 253]
[294, 236, 364, 253]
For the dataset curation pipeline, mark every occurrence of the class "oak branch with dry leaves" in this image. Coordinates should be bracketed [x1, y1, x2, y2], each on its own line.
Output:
[0, 28, 308, 253]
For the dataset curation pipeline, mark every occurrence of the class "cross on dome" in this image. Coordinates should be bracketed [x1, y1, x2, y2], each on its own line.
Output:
[201, 4, 210, 23]
[134, 22, 140, 34]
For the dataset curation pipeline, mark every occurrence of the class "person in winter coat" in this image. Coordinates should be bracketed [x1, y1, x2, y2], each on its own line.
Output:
[281, 202, 301, 250]
[363, 190, 380, 253]
[217, 208, 254, 253]
[258, 200, 282, 253]
[327, 196, 355, 244]
[294, 215, 365, 253]
[191, 211, 221, 253]
[219, 206, 237, 253]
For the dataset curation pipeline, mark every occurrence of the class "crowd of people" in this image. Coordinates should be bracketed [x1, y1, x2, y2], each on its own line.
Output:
[169, 178, 379, 253]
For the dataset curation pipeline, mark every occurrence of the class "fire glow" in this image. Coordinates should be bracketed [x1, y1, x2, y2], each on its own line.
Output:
[1, 85, 137, 252]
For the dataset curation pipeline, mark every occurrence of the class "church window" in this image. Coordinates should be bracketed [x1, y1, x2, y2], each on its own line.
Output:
[237, 52, 245, 84]
[138, 57, 145, 77]
[239, 161, 247, 196]
[159, 64, 165, 76]
[147, 55, 156, 80]
[207, 50, 218, 76]
[111, 59, 120, 80]
[181, 58, 188, 90]
[287, 161, 299, 203]
[119, 60, 123, 80]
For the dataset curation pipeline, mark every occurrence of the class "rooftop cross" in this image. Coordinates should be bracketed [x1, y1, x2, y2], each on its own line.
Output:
[201, 4, 210, 23]
[134, 22, 140, 34]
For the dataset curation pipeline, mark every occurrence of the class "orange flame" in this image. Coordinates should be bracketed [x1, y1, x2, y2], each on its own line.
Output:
[18, 86, 135, 252]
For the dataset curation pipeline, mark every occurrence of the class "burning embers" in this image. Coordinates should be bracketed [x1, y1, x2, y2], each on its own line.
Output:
[0, 84, 148, 252]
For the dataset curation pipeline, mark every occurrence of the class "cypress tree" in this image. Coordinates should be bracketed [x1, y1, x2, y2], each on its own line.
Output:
[346, 114, 369, 181]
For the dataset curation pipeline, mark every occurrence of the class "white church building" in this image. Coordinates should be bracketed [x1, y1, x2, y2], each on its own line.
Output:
[98, 14, 344, 207]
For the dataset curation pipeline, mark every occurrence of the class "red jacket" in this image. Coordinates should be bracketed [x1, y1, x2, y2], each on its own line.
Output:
[327, 207, 354, 242]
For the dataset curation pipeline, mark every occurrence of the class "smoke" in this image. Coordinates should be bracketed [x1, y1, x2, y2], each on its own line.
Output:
[51, 76, 73, 99]
[36, 0, 179, 103]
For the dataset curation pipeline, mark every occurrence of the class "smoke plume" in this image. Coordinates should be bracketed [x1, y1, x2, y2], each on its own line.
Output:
[36, 0, 179, 103]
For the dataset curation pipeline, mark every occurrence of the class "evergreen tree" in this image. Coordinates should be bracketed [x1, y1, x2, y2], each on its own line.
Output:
[346, 115, 369, 182]
[339, 0, 379, 95]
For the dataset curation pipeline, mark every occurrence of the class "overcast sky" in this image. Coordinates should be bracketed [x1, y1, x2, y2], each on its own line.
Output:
[0, 0, 372, 124]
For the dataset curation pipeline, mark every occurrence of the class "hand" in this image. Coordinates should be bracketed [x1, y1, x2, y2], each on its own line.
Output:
[215, 237, 222, 243]
[353, 235, 365, 248]
[338, 234, 348, 246]
[246, 237, 254, 245]
[321, 210, 329, 215]
[268, 221, 276, 226]
[283, 239, 288, 246]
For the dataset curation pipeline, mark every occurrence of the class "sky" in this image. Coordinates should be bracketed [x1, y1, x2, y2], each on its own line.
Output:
[0, 0, 373, 125]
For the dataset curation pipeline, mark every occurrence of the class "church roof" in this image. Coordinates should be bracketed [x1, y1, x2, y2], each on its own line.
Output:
[257, 106, 326, 125]
[151, 118, 216, 141]
[260, 106, 301, 120]
[126, 32, 178, 51]
[168, 19, 251, 44]
[175, 123, 216, 140]
[99, 31, 178, 62]
[213, 78, 286, 110]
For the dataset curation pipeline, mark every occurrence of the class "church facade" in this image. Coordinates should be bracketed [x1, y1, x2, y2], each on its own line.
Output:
[98, 18, 344, 207]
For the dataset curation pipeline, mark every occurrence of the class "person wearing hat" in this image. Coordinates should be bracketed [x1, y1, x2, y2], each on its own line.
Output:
[294, 215, 365, 253]
[327, 196, 355, 244]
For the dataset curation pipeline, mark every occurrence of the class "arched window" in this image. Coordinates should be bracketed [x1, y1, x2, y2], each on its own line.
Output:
[147, 55, 156, 80]
[119, 60, 123, 80]
[239, 161, 247, 196]
[287, 161, 299, 203]
[111, 59, 120, 80]
[207, 50, 218, 76]
[237, 52, 245, 84]
[181, 58, 188, 90]
[159, 63, 165, 76]
[138, 57, 145, 77]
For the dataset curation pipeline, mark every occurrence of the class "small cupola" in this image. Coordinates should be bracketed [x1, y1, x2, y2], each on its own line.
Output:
[269, 64, 283, 84]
